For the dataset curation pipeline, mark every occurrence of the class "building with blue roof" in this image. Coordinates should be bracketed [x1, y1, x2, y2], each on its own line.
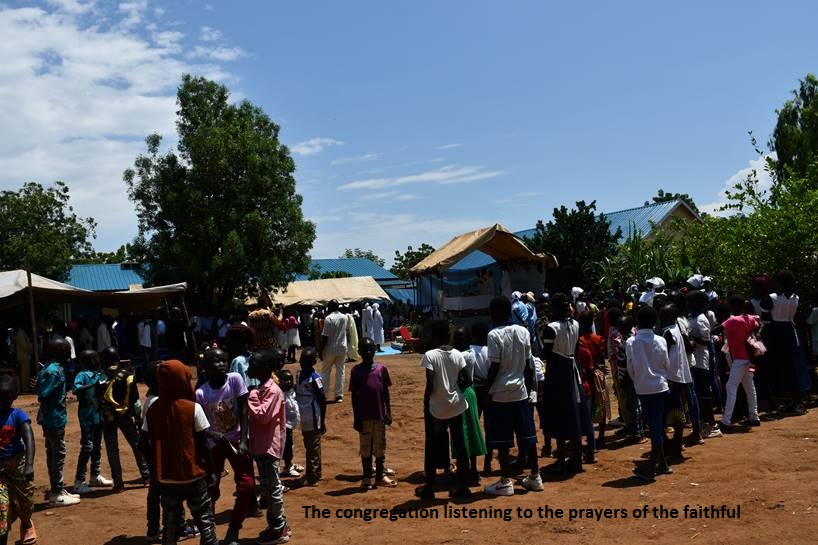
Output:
[67, 263, 146, 292]
[447, 199, 700, 272]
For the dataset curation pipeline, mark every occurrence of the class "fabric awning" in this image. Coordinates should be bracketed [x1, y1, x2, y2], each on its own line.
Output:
[0, 269, 186, 311]
[261, 276, 390, 307]
[410, 224, 557, 275]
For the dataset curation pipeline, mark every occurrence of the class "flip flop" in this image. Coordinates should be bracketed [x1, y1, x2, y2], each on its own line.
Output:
[22, 522, 37, 545]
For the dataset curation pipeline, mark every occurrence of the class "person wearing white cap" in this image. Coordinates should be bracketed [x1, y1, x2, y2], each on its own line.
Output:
[686, 274, 704, 290]
[639, 277, 665, 307]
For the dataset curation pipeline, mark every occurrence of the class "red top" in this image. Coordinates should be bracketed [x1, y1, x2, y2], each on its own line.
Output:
[722, 314, 760, 361]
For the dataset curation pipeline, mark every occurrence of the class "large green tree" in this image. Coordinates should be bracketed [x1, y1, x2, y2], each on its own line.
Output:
[675, 74, 818, 294]
[769, 73, 818, 185]
[125, 75, 316, 309]
[524, 200, 621, 292]
[0, 182, 96, 280]
[340, 248, 385, 267]
[391, 243, 435, 279]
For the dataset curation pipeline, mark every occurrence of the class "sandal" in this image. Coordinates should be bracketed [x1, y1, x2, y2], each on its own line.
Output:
[22, 521, 37, 545]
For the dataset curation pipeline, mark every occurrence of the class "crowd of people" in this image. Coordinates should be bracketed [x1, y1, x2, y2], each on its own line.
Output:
[0, 271, 815, 545]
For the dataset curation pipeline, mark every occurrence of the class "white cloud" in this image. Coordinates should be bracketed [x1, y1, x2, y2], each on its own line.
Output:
[437, 142, 463, 150]
[310, 211, 486, 265]
[203, 3, 215, 10]
[495, 191, 544, 204]
[0, 3, 245, 250]
[47, 0, 95, 14]
[338, 164, 504, 191]
[200, 25, 222, 42]
[700, 154, 775, 215]
[118, 1, 148, 28]
[291, 137, 344, 156]
[189, 45, 246, 61]
[331, 152, 382, 165]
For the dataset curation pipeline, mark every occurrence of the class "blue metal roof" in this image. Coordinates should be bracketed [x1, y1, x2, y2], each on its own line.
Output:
[602, 200, 682, 239]
[294, 258, 399, 281]
[68, 263, 146, 292]
[385, 288, 416, 306]
[448, 201, 689, 271]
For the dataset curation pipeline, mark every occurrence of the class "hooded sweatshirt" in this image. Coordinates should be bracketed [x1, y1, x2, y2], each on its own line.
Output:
[247, 377, 286, 458]
[145, 360, 210, 483]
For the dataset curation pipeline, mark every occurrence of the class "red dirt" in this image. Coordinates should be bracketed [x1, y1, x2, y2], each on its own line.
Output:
[21, 353, 818, 545]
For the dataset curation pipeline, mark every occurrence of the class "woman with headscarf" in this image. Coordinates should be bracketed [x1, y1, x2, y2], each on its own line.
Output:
[143, 360, 218, 544]
[371, 303, 385, 352]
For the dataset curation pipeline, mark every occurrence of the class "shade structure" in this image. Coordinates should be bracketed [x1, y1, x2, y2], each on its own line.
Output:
[262, 276, 390, 307]
[0, 269, 186, 311]
[410, 223, 557, 275]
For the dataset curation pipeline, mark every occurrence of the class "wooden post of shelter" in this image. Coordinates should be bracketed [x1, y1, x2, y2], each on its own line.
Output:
[25, 264, 39, 389]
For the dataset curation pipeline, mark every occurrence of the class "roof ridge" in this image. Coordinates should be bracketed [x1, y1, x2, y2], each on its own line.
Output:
[601, 199, 679, 216]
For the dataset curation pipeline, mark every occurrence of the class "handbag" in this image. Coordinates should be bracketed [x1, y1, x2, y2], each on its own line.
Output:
[745, 333, 767, 359]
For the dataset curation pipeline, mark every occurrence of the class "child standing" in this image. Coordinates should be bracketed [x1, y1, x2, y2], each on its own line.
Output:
[415, 320, 472, 500]
[142, 360, 218, 545]
[715, 295, 761, 431]
[295, 348, 326, 486]
[37, 338, 80, 507]
[72, 350, 113, 494]
[0, 375, 37, 545]
[195, 348, 254, 545]
[277, 371, 303, 478]
[247, 350, 291, 544]
[627, 306, 672, 482]
[350, 338, 396, 490]
[451, 328, 486, 486]
[100, 347, 151, 492]
[142, 361, 197, 543]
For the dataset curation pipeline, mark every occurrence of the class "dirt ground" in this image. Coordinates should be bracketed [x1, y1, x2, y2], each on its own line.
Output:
[19, 352, 818, 545]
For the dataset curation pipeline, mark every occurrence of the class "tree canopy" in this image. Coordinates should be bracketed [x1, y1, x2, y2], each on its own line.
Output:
[124, 75, 316, 309]
[769, 73, 818, 184]
[390, 243, 435, 279]
[340, 248, 385, 267]
[524, 200, 621, 293]
[0, 182, 96, 281]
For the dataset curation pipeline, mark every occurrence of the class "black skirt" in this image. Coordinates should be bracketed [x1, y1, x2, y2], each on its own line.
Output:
[541, 353, 586, 440]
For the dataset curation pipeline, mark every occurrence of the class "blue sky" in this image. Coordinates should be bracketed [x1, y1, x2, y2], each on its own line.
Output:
[1, 1, 817, 264]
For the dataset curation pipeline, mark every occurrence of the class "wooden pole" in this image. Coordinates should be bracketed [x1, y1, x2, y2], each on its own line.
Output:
[25, 264, 40, 387]
[180, 295, 197, 361]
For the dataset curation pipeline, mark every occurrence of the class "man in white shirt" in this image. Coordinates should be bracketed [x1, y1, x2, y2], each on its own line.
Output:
[319, 301, 349, 403]
[137, 316, 153, 364]
[97, 316, 113, 352]
[483, 296, 541, 496]
[414, 320, 472, 501]
[626, 305, 672, 482]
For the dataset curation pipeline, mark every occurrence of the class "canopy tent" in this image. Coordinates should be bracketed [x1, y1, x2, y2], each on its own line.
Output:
[0, 270, 91, 310]
[410, 223, 558, 275]
[263, 276, 390, 307]
[0, 269, 187, 311]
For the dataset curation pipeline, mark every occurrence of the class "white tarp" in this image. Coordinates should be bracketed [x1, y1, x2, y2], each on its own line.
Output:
[266, 276, 390, 307]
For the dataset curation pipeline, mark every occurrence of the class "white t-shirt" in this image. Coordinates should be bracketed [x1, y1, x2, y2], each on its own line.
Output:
[625, 329, 670, 395]
[663, 324, 693, 384]
[469, 344, 489, 381]
[487, 324, 532, 403]
[142, 402, 210, 433]
[322, 312, 348, 357]
[421, 348, 467, 420]
[686, 313, 711, 370]
[137, 321, 152, 348]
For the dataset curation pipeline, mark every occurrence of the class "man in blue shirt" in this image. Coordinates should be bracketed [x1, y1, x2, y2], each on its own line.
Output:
[37, 338, 80, 507]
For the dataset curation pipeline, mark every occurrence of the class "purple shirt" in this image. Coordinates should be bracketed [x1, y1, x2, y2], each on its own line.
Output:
[196, 372, 248, 444]
[349, 362, 391, 422]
